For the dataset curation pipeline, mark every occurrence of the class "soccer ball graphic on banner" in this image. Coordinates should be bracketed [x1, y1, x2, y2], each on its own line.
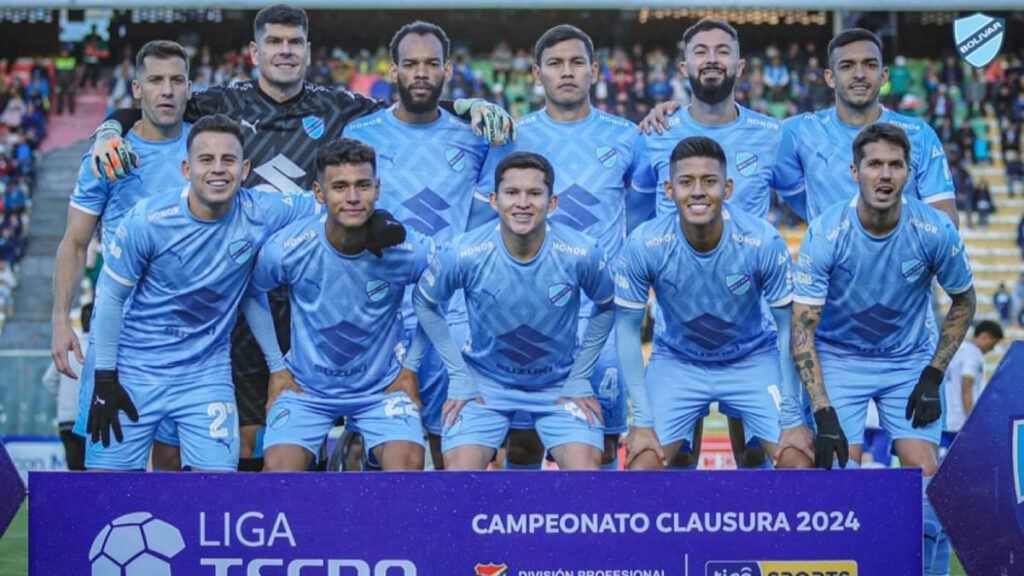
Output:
[88, 512, 185, 576]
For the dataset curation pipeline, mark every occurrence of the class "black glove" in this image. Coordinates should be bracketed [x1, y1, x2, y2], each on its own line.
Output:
[366, 209, 406, 258]
[813, 406, 848, 470]
[906, 365, 944, 429]
[87, 369, 139, 447]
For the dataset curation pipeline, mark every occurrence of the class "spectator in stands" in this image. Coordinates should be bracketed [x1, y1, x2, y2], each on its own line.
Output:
[1017, 212, 1024, 260]
[994, 282, 1013, 325]
[939, 53, 964, 94]
[0, 226, 18, 266]
[965, 68, 987, 119]
[106, 57, 134, 112]
[957, 123, 976, 164]
[888, 55, 911, 109]
[491, 41, 513, 86]
[1006, 149, 1023, 198]
[81, 25, 109, 91]
[762, 46, 788, 102]
[0, 86, 25, 128]
[1014, 272, 1024, 326]
[972, 180, 994, 228]
[0, 258, 14, 317]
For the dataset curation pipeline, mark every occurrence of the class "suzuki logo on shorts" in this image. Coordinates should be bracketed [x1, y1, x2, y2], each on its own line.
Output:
[90, 512, 185, 575]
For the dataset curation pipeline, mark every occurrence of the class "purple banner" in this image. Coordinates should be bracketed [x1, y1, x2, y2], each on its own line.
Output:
[30, 469, 918, 575]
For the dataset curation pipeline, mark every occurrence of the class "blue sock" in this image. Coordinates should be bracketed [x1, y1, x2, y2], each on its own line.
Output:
[922, 475, 945, 576]
[601, 455, 619, 470]
[504, 457, 543, 470]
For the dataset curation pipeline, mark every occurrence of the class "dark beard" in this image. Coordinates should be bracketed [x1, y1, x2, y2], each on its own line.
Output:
[691, 71, 736, 105]
[397, 80, 443, 115]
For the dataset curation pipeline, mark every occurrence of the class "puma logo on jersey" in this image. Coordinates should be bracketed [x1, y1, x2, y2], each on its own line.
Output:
[240, 118, 260, 135]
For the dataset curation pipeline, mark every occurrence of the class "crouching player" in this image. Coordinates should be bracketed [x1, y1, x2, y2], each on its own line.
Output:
[253, 138, 428, 472]
[616, 136, 806, 470]
[85, 114, 318, 470]
[412, 151, 614, 470]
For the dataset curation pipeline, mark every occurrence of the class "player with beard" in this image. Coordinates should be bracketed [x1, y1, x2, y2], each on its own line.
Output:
[640, 19, 807, 470]
[342, 22, 490, 469]
[87, 6, 514, 471]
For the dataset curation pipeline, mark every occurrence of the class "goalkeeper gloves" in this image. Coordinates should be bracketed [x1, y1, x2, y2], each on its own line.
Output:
[812, 406, 848, 470]
[366, 210, 406, 258]
[91, 120, 139, 181]
[906, 365, 944, 428]
[87, 369, 139, 447]
[453, 98, 516, 146]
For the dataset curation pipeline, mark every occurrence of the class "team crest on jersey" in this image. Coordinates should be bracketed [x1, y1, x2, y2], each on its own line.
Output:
[445, 148, 467, 172]
[736, 152, 759, 177]
[548, 282, 573, 307]
[901, 258, 927, 282]
[474, 563, 509, 576]
[365, 280, 390, 302]
[595, 146, 617, 169]
[228, 240, 254, 264]
[726, 273, 751, 296]
[302, 115, 325, 139]
[268, 407, 290, 430]
[954, 13, 1004, 68]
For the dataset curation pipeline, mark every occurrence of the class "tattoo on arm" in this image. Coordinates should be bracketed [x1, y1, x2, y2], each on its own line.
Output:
[931, 287, 976, 371]
[791, 304, 830, 411]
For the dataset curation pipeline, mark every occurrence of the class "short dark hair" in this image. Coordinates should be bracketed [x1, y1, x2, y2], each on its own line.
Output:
[827, 28, 882, 68]
[494, 151, 554, 193]
[534, 24, 594, 65]
[682, 18, 740, 51]
[389, 21, 451, 64]
[254, 4, 308, 41]
[187, 114, 244, 153]
[974, 320, 1004, 340]
[80, 302, 94, 334]
[135, 40, 190, 77]
[315, 138, 377, 181]
[669, 136, 727, 177]
[852, 123, 910, 167]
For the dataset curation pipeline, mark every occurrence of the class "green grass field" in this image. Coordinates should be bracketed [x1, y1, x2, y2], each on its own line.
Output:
[0, 499, 969, 575]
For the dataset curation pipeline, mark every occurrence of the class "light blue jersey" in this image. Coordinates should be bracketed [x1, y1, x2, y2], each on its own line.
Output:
[69, 125, 191, 244]
[97, 187, 317, 385]
[643, 105, 783, 218]
[476, 109, 656, 268]
[252, 215, 431, 397]
[418, 223, 613, 390]
[793, 197, 973, 361]
[616, 208, 794, 362]
[775, 107, 955, 221]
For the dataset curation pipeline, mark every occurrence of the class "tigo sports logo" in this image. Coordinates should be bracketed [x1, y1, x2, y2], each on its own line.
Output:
[89, 512, 185, 576]
[475, 563, 509, 576]
[705, 560, 856, 576]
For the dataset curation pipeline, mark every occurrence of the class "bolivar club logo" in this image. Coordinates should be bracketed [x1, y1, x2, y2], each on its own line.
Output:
[475, 563, 509, 576]
[705, 560, 856, 576]
[735, 152, 759, 177]
[228, 239, 254, 265]
[595, 146, 617, 168]
[954, 13, 1004, 68]
[302, 115, 326, 139]
[89, 512, 185, 575]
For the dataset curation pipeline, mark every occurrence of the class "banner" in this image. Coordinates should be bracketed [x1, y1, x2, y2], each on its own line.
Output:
[30, 469, 918, 575]
[2, 435, 65, 484]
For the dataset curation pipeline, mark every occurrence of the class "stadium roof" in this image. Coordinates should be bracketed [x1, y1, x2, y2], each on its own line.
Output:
[14, 0, 1024, 9]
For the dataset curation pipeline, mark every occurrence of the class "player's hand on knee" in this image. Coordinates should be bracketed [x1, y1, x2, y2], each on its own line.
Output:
[87, 369, 139, 447]
[775, 424, 815, 467]
[441, 396, 482, 429]
[384, 367, 421, 409]
[906, 365, 944, 428]
[557, 395, 604, 428]
[266, 369, 302, 414]
[625, 426, 665, 469]
[637, 101, 680, 135]
[90, 122, 139, 181]
[51, 321, 83, 379]
[812, 407, 848, 469]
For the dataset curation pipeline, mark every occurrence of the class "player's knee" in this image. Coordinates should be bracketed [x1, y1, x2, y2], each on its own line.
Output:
[776, 448, 813, 469]
[380, 442, 425, 471]
[151, 442, 181, 471]
[263, 446, 309, 472]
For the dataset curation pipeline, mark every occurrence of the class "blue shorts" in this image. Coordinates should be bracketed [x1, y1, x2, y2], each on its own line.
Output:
[74, 345, 179, 446]
[84, 381, 238, 471]
[822, 354, 940, 446]
[646, 348, 782, 447]
[510, 323, 626, 435]
[263, 389, 425, 464]
[442, 380, 603, 453]
[412, 322, 469, 436]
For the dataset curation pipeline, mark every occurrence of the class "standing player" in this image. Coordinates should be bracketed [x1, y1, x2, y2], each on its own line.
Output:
[640, 18, 795, 469]
[343, 22, 489, 469]
[474, 24, 656, 469]
[84, 115, 318, 471]
[789, 124, 975, 573]
[51, 40, 193, 470]
[413, 152, 614, 471]
[88, 5, 513, 471]
[774, 29, 958, 226]
[615, 136, 803, 470]
[252, 138, 428, 472]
